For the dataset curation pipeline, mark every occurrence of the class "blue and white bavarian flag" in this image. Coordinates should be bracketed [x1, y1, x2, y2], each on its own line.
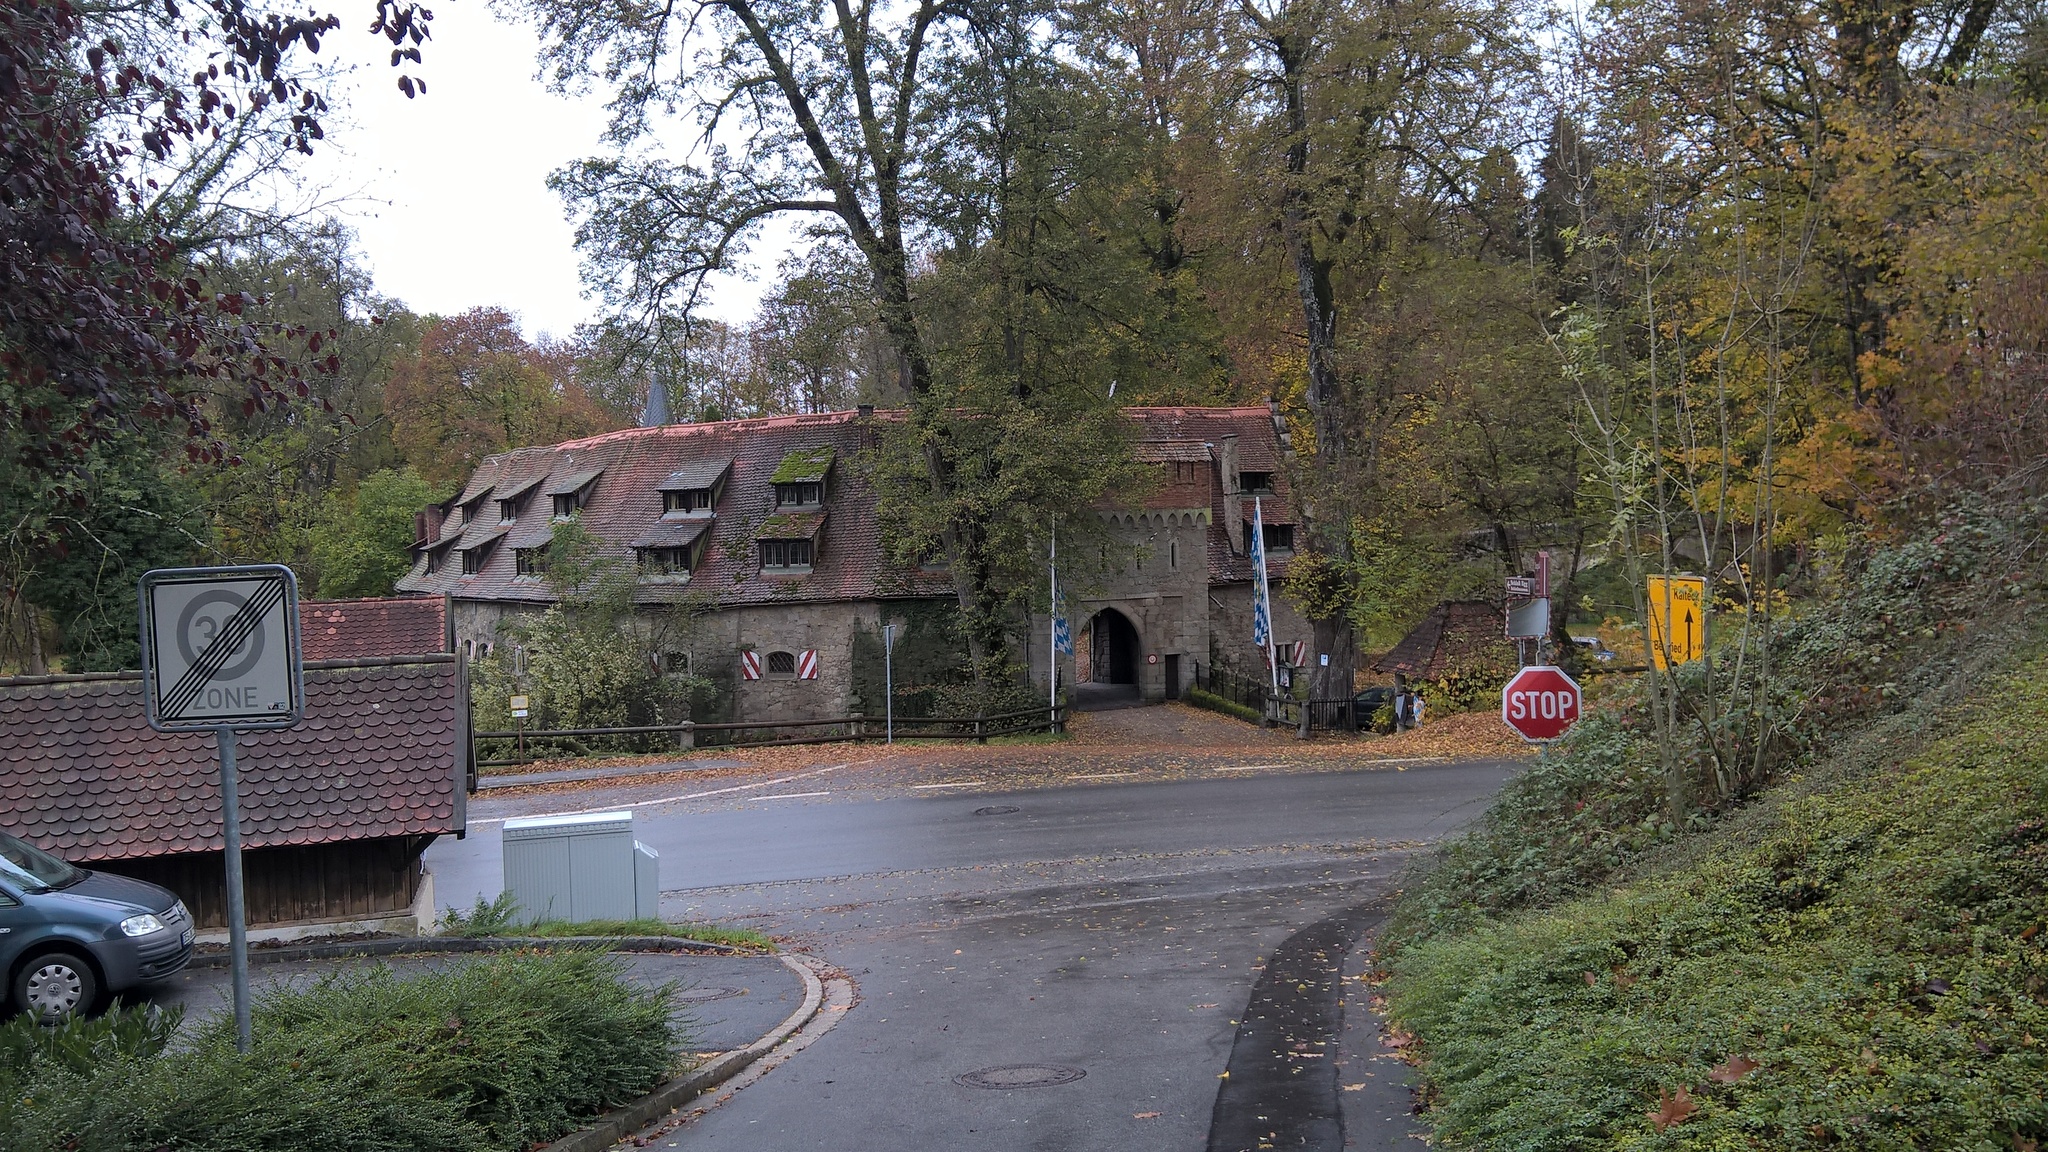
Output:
[1053, 587, 1073, 655]
[1250, 497, 1271, 648]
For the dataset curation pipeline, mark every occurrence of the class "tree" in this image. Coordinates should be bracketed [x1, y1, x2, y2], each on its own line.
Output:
[385, 308, 622, 490]
[526, 0, 1167, 686]
[308, 468, 433, 597]
[1227, 0, 1531, 698]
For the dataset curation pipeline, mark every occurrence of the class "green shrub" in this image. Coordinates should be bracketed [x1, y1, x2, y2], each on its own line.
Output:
[1383, 652, 2048, 1151]
[2, 951, 683, 1152]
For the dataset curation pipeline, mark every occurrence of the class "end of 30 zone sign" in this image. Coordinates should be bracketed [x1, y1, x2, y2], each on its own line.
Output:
[139, 565, 305, 731]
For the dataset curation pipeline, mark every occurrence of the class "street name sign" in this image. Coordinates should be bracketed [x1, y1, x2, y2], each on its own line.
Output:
[140, 565, 303, 731]
[1501, 665, 1583, 743]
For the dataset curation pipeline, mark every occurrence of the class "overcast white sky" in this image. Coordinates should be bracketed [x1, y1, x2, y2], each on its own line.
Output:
[300, 3, 771, 340]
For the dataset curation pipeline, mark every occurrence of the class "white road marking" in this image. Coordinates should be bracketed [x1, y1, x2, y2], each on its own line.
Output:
[1066, 772, 1137, 780]
[1215, 764, 1281, 772]
[469, 764, 846, 825]
[757, 791, 833, 800]
[911, 781, 985, 789]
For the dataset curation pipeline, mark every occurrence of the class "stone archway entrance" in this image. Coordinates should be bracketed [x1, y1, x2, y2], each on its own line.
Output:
[1088, 608, 1140, 686]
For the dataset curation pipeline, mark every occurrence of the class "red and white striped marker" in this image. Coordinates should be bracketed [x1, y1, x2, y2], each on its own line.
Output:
[797, 649, 819, 680]
[740, 650, 761, 680]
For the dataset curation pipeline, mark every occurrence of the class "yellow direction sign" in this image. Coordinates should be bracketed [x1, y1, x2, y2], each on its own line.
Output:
[1647, 575, 1707, 669]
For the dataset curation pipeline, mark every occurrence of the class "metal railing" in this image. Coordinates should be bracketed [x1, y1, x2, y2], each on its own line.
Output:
[1190, 661, 1269, 713]
[472, 704, 1067, 769]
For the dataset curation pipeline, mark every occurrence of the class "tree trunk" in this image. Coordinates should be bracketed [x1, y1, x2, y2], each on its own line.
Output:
[1273, 24, 1358, 703]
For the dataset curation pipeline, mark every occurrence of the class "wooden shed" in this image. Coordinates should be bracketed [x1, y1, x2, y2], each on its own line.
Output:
[0, 597, 467, 932]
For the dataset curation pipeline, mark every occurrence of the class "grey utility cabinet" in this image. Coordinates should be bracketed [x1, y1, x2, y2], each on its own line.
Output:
[500, 810, 660, 924]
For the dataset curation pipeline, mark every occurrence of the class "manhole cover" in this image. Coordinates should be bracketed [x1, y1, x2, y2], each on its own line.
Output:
[955, 1063, 1087, 1089]
[974, 805, 1022, 816]
[674, 986, 744, 1003]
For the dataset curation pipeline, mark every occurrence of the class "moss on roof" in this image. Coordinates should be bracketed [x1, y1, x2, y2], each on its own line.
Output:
[770, 446, 835, 484]
[754, 511, 826, 539]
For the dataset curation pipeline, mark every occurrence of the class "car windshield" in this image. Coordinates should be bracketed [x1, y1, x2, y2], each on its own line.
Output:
[0, 831, 84, 892]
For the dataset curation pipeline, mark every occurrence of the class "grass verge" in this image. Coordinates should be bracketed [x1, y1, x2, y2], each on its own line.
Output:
[1, 950, 683, 1152]
[1382, 650, 2048, 1150]
[440, 894, 775, 951]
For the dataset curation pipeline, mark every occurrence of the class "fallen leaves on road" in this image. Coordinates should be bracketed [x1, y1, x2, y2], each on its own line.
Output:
[1134, 1111, 1162, 1119]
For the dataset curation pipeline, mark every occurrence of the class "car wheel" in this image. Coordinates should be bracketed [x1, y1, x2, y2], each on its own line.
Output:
[14, 952, 98, 1022]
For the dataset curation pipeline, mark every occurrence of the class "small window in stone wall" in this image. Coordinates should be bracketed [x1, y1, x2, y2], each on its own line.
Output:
[662, 651, 688, 673]
[766, 650, 797, 677]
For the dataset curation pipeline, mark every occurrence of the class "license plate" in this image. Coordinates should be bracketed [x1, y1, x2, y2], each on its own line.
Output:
[181, 929, 194, 946]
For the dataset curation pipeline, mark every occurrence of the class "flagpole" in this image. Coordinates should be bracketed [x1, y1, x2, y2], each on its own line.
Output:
[1049, 519, 1058, 713]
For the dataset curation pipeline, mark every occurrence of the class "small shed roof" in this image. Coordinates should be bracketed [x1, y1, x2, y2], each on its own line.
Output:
[1371, 600, 1517, 679]
[0, 657, 465, 863]
[300, 598, 448, 661]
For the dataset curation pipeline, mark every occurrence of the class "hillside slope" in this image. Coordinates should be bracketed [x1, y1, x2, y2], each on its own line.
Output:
[1384, 646, 2048, 1149]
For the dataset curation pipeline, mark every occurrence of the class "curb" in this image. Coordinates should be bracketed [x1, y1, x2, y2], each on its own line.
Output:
[540, 954, 829, 1152]
[187, 934, 750, 968]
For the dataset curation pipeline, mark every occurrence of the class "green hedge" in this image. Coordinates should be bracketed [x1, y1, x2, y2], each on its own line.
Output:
[1383, 654, 2048, 1150]
[1186, 685, 1263, 725]
[2, 950, 683, 1152]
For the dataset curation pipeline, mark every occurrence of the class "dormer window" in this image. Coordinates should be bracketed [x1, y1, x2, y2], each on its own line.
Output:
[497, 496, 521, 523]
[1241, 471, 1275, 495]
[462, 545, 491, 575]
[638, 547, 694, 575]
[769, 447, 833, 507]
[664, 489, 714, 513]
[543, 468, 602, 519]
[761, 539, 813, 570]
[775, 482, 822, 508]
[515, 545, 548, 578]
[756, 510, 824, 574]
[658, 459, 732, 515]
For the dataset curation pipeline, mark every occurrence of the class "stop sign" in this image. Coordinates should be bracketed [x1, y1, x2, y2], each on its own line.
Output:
[1501, 665, 1583, 743]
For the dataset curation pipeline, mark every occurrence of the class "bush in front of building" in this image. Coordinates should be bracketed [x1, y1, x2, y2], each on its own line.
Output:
[1186, 685, 1263, 725]
[1, 950, 683, 1152]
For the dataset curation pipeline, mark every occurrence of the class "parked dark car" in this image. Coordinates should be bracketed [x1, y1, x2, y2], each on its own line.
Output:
[1354, 685, 1396, 714]
[1, 830, 193, 1021]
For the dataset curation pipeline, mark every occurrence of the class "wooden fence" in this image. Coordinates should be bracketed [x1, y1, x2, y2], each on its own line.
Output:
[472, 705, 1066, 769]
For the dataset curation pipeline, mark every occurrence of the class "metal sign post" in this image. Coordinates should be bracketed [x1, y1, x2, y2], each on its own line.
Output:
[882, 624, 897, 744]
[139, 565, 304, 1054]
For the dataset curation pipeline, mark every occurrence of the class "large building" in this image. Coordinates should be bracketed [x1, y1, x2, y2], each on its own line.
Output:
[397, 405, 1313, 716]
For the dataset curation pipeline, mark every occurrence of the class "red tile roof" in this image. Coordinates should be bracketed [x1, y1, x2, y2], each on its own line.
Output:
[1371, 600, 1518, 679]
[397, 406, 1299, 604]
[0, 658, 464, 862]
[300, 597, 450, 661]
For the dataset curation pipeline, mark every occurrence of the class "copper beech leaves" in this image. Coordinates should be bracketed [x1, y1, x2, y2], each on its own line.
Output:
[1646, 1085, 1697, 1132]
[1708, 1054, 1761, 1084]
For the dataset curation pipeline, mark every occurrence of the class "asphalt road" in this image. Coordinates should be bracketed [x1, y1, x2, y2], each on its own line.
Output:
[425, 756, 1517, 1151]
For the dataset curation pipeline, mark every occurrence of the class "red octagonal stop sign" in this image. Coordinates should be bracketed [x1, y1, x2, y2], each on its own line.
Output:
[1501, 665, 1583, 743]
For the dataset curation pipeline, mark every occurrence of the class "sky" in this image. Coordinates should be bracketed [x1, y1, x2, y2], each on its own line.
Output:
[299, 4, 773, 340]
